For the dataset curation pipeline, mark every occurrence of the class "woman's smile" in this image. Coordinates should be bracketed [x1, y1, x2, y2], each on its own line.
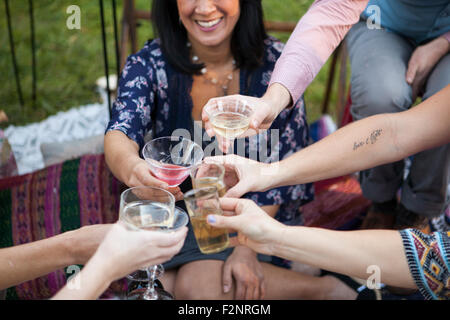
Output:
[195, 17, 224, 31]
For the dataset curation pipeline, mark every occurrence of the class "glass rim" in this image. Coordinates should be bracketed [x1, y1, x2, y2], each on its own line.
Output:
[183, 186, 219, 200]
[120, 185, 175, 204]
[204, 99, 254, 118]
[142, 136, 204, 171]
[190, 161, 225, 179]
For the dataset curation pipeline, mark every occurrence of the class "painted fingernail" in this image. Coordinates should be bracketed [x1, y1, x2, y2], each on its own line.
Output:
[207, 215, 216, 224]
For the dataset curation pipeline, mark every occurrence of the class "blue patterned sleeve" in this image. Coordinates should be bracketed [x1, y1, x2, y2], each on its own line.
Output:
[399, 229, 450, 300]
[106, 50, 155, 149]
[242, 98, 311, 208]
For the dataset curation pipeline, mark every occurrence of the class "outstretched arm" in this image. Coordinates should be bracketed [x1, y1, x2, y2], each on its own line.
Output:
[0, 225, 111, 290]
[203, 0, 368, 139]
[208, 198, 416, 289]
[272, 84, 450, 188]
[52, 223, 187, 300]
[208, 85, 450, 197]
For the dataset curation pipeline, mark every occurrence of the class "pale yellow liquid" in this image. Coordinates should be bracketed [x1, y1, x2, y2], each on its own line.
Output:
[192, 177, 226, 197]
[210, 112, 250, 139]
[121, 201, 174, 230]
[189, 214, 229, 254]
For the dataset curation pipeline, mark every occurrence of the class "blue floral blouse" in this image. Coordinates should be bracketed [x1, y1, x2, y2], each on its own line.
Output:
[106, 37, 314, 233]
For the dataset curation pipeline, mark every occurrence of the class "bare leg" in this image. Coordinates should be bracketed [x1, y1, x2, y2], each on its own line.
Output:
[159, 269, 177, 296]
[174, 260, 234, 300]
[172, 260, 357, 300]
[261, 263, 357, 300]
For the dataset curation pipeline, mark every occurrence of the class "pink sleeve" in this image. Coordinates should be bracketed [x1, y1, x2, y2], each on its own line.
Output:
[441, 31, 450, 43]
[269, 0, 369, 104]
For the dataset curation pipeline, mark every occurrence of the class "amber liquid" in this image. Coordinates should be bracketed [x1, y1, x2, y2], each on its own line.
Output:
[192, 177, 226, 197]
[189, 214, 229, 254]
[210, 112, 250, 140]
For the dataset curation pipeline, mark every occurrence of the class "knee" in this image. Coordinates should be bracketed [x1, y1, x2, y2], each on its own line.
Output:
[174, 272, 227, 300]
[351, 80, 412, 119]
[174, 275, 201, 300]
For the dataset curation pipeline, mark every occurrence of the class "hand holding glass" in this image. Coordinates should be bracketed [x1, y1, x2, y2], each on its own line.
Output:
[119, 186, 188, 300]
[203, 99, 253, 153]
[142, 136, 204, 187]
[191, 162, 226, 197]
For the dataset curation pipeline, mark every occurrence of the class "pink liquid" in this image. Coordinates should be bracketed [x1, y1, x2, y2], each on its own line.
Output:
[150, 163, 190, 187]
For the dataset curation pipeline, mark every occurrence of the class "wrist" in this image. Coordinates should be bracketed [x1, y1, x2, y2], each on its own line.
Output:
[124, 156, 145, 186]
[60, 230, 85, 266]
[433, 36, 450, 55]
[233, 245, 257, 257]
[87, 249, 117, 284]
[263, 83, 292, 114]
[271, 224, 292, 256]
[255, 162, 279, 192]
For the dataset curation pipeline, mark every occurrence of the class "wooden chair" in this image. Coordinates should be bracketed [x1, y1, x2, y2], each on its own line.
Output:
[119, 0, 349, 124]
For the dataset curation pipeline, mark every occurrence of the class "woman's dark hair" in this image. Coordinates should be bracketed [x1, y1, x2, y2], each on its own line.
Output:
[151, 0, 267, 74]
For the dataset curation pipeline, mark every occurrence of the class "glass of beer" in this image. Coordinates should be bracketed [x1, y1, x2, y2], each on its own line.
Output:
[183, 187, 229, 254]
[190, 162, 226, 197]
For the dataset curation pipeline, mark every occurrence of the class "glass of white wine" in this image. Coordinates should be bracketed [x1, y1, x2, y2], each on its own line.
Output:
[119, 186, 188, 300]
[204, 98, 253, 153]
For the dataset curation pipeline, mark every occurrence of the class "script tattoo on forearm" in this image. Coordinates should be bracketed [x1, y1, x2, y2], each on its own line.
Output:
[353, 129, 383, 151]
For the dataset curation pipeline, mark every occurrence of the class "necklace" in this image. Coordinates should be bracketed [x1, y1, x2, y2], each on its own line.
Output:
[190, 48, 236, 95]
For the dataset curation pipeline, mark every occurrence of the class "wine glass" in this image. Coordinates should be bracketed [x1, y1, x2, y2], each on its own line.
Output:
[204, 98, 254, 153]
[119, 186, 189, 300]
[142, 136, 204, 187]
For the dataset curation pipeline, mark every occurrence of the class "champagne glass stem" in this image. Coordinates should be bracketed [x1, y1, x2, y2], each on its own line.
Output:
[143, 265, 158, 300]
[225, 138, 235, 154]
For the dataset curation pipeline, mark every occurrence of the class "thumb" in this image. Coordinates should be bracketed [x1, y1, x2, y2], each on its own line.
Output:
[406, 61, 417, 85]
[207, 214, 239, 231]
[250, 108, 267, 130]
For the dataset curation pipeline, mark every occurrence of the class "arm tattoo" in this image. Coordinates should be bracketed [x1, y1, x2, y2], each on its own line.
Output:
[353, 129, 383, 151]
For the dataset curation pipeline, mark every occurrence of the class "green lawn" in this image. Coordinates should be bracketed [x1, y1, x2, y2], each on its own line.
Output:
[0, 0, 345, 127]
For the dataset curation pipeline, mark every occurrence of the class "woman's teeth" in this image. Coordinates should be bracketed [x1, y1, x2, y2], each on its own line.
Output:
[196, 18, 222, 28]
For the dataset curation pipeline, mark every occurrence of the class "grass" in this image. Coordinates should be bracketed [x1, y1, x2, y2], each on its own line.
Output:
[0, 0, 345, 127]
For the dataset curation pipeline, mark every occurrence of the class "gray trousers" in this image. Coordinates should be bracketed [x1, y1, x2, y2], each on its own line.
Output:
[346, 21, 450, 218]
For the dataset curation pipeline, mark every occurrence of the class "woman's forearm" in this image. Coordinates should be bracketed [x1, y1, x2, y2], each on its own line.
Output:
[274, 227, 416, 288]
[104, 130, 140, 185]
[271, 85, 450, 189]
[272, 113, 400, 187]
[0, 234, 75, 290]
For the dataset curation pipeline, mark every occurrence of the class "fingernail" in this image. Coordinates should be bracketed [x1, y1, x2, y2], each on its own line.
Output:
[223, 285, 230, 293]
[207, 215, 216, 224]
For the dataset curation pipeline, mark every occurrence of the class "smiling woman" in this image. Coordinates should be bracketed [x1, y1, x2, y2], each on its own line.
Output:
[152, 0, 266, 75]
[101, 0, 358, 301]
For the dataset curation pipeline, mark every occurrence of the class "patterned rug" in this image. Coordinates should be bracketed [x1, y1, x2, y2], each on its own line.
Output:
[0, 154, 126, 299]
